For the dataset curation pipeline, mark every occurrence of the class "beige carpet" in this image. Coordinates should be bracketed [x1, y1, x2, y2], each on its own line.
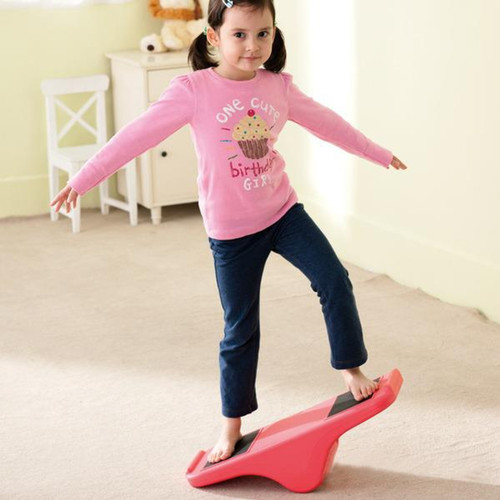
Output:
[1, 203, 499, 499]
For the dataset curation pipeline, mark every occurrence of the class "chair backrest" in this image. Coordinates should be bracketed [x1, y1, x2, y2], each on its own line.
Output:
[40, 74, 109, 151]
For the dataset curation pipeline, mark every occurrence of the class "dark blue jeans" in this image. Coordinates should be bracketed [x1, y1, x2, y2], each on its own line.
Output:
[208, 202, 368, 418]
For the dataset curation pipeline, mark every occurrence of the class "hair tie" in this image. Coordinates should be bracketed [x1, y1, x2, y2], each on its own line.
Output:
[203, 25, 208, 35]
[222, 0, 234, 8]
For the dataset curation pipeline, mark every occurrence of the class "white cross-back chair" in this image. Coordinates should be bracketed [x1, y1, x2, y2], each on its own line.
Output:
[41, 75, 137, 233]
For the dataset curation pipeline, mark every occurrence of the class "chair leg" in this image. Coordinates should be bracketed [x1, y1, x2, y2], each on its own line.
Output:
[100, 179, 110, 215]
[49, 164, 59, 222]
[125, 161, 138, 226]
[71, 196, 81, 233]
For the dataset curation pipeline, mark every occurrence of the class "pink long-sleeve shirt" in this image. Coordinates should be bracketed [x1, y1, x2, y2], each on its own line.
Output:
[68, 67, 393, 240]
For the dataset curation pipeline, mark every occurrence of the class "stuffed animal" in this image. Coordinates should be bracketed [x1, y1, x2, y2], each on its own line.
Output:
[140, 0, 206, 53]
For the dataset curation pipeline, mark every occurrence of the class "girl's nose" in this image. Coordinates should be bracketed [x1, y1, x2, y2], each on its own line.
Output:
[246, 37, 259, 52]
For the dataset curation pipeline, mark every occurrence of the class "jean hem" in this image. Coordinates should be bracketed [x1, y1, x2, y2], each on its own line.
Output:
[222, 404, 258, 418]
[331, 354, 368, 370]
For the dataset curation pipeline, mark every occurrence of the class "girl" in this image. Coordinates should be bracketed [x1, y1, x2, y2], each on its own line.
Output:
[50, 0, 408, 465]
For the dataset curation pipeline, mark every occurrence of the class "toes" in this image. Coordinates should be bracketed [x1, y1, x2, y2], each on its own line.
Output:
[360, 387, 372, 399]
[349, 378, 380, 402]
[367, 385, 376, 396]
[208, 445, 235, 464]
[357, 384, 368, 398]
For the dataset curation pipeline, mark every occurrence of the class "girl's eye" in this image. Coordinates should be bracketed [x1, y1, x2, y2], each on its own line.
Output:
[234, 31, 269, 39]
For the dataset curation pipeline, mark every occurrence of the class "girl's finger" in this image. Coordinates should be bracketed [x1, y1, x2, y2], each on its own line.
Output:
[70, 190, 78, 209]
[50, 194, 62, 206]
[50, 189, 66, 207]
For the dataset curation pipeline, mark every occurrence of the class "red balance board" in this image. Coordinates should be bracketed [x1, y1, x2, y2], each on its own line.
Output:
[186, 368, 403, 493]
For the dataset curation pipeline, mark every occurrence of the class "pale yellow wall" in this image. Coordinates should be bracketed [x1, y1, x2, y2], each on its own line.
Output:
[279, 0, 499, 322]
[1, 0, 498, 323]
[0, 1, 161, 215]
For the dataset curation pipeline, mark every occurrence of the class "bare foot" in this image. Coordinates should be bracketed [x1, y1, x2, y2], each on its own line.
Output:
[340, 366, 379, 401]
[207, 417, 243, 463]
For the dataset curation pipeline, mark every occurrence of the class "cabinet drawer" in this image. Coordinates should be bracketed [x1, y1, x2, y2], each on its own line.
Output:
[148, 68, 181, 102]
[151, 125, 198, 203]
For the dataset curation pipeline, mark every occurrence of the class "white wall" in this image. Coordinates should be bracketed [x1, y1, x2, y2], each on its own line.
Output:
[277, 0, 499, 322]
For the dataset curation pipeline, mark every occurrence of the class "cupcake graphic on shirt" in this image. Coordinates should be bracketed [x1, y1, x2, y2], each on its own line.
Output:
[232, 109, 271, 160]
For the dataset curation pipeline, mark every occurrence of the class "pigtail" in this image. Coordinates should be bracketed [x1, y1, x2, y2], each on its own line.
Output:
[264, 25, 286, 73]
[188, 32, 218, 71]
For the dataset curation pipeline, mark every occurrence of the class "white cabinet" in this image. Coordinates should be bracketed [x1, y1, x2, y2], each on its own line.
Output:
[105, 50, 198, 224]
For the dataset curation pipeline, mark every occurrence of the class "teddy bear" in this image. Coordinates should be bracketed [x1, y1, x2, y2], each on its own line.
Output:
[140, 0, 206, 53]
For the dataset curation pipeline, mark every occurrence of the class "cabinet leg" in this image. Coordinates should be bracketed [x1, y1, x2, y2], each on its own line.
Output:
[151, 207, 162, 225]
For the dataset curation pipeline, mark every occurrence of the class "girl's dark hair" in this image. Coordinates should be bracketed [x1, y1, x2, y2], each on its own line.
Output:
[188, 0, 286, 73]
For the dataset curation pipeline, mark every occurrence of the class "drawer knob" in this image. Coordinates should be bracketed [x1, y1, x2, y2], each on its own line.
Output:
[161, 151, 168, 158]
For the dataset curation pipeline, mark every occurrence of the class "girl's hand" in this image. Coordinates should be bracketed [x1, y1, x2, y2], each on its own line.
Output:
[49, 184, 79, 213]
[390, 155, 407, 170]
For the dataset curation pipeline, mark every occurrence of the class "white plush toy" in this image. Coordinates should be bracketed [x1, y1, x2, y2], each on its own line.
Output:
[140, 0, 206, 53]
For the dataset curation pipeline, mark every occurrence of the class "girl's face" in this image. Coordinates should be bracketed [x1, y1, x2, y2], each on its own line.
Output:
[207, 6, 275, 81]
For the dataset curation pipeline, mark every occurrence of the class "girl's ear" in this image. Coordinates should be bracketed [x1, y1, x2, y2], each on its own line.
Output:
[207, 28, 219, 48]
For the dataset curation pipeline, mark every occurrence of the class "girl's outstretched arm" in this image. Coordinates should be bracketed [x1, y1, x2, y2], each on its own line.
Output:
[63, 74, 195, 199]
[284, 72, 401, 170]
